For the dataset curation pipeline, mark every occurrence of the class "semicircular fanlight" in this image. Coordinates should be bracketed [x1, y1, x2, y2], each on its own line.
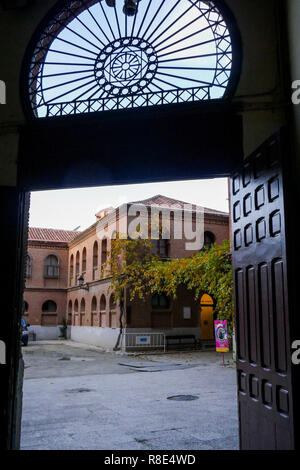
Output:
[27, 0, 238, 118]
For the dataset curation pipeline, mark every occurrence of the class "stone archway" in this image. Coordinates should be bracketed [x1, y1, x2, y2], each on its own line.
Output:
[1, 0, 299, 452]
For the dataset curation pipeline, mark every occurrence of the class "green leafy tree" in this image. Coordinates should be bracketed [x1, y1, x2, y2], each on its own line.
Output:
[147, 240, 234, 336]
[101, 235, 157, 349]
[101, 237, 234, 343]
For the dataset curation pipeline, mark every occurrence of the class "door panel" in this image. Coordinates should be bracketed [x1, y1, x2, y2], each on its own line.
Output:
[231, 131, 294, 450]
[201, 306, 214, 340]
[0, 189, 30, 450]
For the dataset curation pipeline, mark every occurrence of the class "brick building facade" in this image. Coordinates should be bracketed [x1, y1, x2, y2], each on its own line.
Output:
[25, 195, 229, 348]
[24, 228, 78, 339]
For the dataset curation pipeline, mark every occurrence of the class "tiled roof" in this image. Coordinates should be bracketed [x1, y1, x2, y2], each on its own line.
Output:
[28, 227, 80, 243]
[129, 194, 229, 216]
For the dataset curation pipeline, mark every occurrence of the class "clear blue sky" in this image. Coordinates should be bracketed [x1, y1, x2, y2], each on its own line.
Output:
[29, 178, 229, 231]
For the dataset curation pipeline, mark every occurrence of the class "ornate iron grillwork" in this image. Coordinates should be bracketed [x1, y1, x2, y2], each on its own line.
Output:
[27, 0, 237, 118]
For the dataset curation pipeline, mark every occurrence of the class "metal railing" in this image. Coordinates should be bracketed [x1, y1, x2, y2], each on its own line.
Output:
[121, 332, 166, 352]
[44, 86, 211, 118]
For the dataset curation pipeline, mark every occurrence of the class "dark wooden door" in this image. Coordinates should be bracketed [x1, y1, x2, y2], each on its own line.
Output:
[0, 189, 30, 449]
[231, 131, 294, 450]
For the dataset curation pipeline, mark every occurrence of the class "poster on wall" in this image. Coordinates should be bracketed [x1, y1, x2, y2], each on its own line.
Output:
[214, 320, 229, 353]
[183, 306, 191, 320]
[135, 335, 151, 346]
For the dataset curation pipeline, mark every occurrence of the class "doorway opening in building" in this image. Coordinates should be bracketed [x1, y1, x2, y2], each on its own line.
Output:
[200, 294, 215, 343]
[13, 0, 294, 453]
[21, 176, 238, 451]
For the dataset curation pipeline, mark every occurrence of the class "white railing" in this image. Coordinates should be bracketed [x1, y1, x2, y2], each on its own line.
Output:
[121, 332, 166, 352]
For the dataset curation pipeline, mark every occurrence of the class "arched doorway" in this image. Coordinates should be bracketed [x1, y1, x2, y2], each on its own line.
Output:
[200, 293, 214, 341]
[41, 300, 58, 326]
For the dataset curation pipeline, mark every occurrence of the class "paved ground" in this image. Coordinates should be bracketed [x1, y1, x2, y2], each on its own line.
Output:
[21, 341, 238, 450]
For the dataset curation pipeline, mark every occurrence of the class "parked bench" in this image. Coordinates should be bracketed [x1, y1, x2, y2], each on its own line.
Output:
[166, 334, 197, 350]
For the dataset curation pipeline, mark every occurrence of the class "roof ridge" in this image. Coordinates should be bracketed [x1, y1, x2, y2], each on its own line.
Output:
[130, 194, 190, 205]
[29, 226, 79, 232]
[28, 227, 80, 243]
[128, 194, 228, 214]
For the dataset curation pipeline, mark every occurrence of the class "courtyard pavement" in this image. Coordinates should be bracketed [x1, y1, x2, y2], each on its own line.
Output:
[21, 341, 239, 450]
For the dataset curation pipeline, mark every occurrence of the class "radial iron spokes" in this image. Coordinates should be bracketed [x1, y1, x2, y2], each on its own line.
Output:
[27, 0, 235, 118]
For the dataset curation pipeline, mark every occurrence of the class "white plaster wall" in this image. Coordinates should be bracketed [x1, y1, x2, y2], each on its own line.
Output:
[126, 327, 202, 339]
[28, 325, 67, 341]
[70, 327, 202, 350]
[71, 326, 120, 350]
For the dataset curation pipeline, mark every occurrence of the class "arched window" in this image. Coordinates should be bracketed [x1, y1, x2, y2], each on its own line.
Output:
[82, 247, 87, 272]
[80, 298, 86, 326]
[204, 231, 215, 249]
[101, 238, 107, 266]
[93, 241, 98, 269]
[91, 296, 97, 313]
[25, 255, 31, 278]
[67, 300, 72, 324]
[70, 254, 74, 281]
[23, 301, 29, 313]
[74, 299, 79, 326]
[44, 255, 59, 278]
[26, 1, 239, 118]
[100, 294, 106, 312]
[42, 300, 57, 312]
[91, 295, 98, 327]
[151, 293, 170, 310]
[75, 251, 80, 276]
[200, 293, 214, 305]
[109, 294, 116, 311]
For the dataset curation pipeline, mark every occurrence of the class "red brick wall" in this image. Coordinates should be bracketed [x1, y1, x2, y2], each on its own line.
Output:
[67, 278, 120, 328]
[24, 242, 68, 326]
[24, 289, 67, 326]
[68, 227, 114, 287]
[26, 243, 69, 289]
[127, 287, 200, 329]
[169, 214, 229, 258]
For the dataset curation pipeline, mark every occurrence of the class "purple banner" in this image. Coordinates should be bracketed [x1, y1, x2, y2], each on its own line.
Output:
[214, 320, 229, 352]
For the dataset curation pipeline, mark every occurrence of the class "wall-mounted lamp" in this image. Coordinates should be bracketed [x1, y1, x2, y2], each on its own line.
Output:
[78, 275, 89, 291]
[123, 0, 139, 17]
[105, 0, 140, 17]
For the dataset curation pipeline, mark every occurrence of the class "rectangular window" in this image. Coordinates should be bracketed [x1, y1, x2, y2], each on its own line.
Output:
[44, 265, 59, 278]
[152, 294, 170, 310]
[25, 265, 31, 278]
[151, 239, 168, 258]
